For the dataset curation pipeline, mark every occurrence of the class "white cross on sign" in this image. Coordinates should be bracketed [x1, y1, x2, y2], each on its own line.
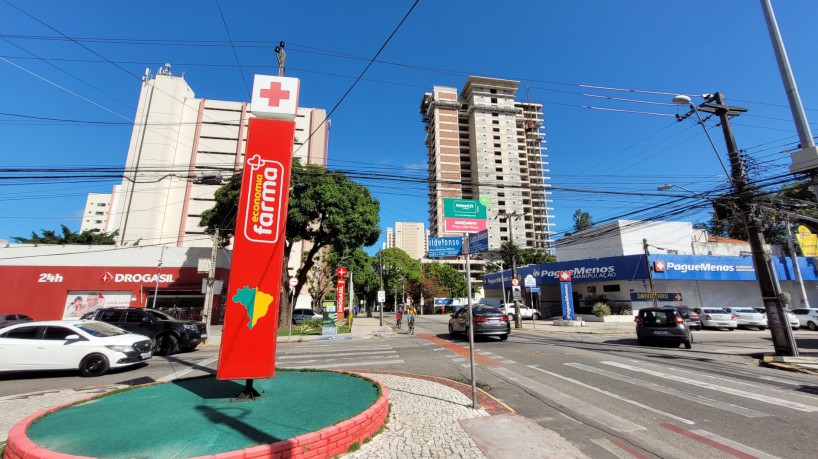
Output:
[250, 75, 300, 121]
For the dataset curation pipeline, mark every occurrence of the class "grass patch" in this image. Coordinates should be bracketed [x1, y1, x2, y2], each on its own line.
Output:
[347, 442, 361, 452]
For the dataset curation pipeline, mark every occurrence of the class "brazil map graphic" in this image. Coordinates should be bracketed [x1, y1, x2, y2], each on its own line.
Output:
[232, 285, 273, 329]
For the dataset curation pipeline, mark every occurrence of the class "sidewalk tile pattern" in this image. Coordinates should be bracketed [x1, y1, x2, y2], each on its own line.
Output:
[346, 373, 489, 459]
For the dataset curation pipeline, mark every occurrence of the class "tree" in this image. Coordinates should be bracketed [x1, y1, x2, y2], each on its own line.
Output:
[572, 209, 593, 233]
[698, 181, 818, 248]
[13, 225, 118, 245]
[200, 159, 381, 327]
[377, 248, 421, 309]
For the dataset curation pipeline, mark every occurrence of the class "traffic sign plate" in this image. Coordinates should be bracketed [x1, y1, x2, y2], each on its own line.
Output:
[511, 278, 520, 287]
[288, 277, 298, 287]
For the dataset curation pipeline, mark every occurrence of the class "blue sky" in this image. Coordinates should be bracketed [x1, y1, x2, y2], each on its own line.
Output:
[1, 1, 817, 250]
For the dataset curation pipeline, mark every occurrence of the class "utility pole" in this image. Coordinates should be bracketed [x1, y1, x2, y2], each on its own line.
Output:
[274, 41, 286, 77]
[151, 245, 166, 309]
[643, 239, 658, 308]
[202, 228, 219, 342]
[498, 210, 523, 328]
[785, 217, 811, 309]
[696, 92, 798, 356]
[379, 248, 384, 326]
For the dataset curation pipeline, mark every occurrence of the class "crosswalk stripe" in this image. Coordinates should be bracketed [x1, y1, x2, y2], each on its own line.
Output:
[661, 423, 780, 459]
[565, 363, 768, 418]
[530, 365, 695, 425]
[493, 367, 646, 433]
[277, 350, 396, 360]
[281, 359, 405, 370]
[277, 346, 391, 355]
[591, 438, 647, 459]
[602, 361, 818, 412]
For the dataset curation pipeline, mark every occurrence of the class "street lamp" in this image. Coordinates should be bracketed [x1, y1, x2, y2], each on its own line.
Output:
[672, 94, 734, 189]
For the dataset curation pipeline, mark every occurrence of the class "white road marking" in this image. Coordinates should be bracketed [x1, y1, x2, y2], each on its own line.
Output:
[601, 361, 818, 412]
[276, 350, 396, 360]
[531, 365, 695, 425]
[565, 363, 768, 418]
[282, 359, 405, 370]
[689, 428, 780, 459]
[159, 356, 218, 382]
[493, 366, 645, 433]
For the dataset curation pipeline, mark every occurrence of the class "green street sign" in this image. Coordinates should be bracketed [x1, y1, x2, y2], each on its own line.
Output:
[443, 198, 487, 220]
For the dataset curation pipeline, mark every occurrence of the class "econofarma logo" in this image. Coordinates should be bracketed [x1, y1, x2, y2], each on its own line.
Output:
[243, 155, 285, 244]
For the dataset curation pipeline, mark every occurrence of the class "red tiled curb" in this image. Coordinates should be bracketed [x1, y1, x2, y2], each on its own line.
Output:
[3, 374, 389, 459]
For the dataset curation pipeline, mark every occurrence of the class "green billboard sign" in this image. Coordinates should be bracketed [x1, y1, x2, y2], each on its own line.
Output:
[443, 198, 487, 220]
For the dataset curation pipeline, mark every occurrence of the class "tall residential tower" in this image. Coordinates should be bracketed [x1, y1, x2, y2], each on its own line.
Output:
[420, 76, 554, 251]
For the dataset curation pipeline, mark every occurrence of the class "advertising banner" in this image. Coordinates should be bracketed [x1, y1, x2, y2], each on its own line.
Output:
[428, 237, 463, 258]
[63, 291, 132, 319]
[336, 279, 346, 322]
[217, 116, 295, 380]
[796, 225, 818, 256]
[443, 218, 487, 234]
[559, 271, 575, 320]
[322, 304, 338, 335]
[443, 198, 487, 234]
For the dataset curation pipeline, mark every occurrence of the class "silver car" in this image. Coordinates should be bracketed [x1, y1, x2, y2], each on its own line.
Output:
[724, 307, 767, 330]
[692, 307, 737, 330]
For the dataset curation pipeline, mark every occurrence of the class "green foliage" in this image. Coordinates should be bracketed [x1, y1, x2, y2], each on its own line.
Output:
[13, 225, 118, 245]
[592, 303, 611, 317]
[378, 248, 421, 307]
[199, 158, 381, 327]
[573, 209, 593, 233]
[294, 320, 321, 335]
[488, 241, 556, 270]
[347, 442, 361, 453]
[610, 303, 632, 315]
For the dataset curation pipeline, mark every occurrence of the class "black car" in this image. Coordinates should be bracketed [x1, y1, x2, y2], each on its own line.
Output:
[0, 313, 34, 329]
[84, 308, 205, 355]
[674, 305, 702, 331]
[448, 305, 510, 341]
[635, 307, 693, 349]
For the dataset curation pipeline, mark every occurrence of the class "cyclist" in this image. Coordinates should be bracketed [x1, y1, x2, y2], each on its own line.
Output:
[406, 304, 417, 334]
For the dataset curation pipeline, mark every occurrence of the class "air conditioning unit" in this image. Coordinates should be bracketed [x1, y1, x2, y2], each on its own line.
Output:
[193, 172, 223, 185]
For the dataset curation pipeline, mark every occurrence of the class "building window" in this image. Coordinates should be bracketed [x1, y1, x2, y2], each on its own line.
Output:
[490, 89, 497, 94]
[491, 98, 497, 104]
[97, 203, 107, 207]
[602, 285, 621, 293]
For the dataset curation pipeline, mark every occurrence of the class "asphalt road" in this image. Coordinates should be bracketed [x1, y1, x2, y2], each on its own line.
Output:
[3, 314, 818, 458]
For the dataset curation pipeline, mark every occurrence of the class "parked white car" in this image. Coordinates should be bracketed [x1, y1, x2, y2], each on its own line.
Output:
[790, 308, 818, 331]
[692, 307, 737, 330]
[724, 307, 767, 330]
[754, 308, 800, 330]
[0, 320, 153, 377]
[501, 303, 540, 320]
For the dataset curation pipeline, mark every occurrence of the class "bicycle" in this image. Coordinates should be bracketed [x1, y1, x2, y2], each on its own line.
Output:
[407, 316, 415, 334]
[396, 312, 402, 329]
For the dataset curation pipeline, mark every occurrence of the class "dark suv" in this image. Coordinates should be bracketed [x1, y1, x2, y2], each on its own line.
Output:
[674, 305, 702, 330]
[635, 307, 692, 349]
[84, 308, 205, 355]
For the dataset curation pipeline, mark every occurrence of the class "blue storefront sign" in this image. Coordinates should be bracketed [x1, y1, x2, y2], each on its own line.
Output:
[428, 237, 463, 258]
[484, 254, 647, 289]
[434, 298, 454, 306]
[483, 253, 818, 291]
[630, 292, 683, 302]
[468, 230, 489, 254]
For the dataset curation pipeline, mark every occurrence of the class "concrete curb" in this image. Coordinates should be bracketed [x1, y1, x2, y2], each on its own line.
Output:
[759, 355, 818, 375]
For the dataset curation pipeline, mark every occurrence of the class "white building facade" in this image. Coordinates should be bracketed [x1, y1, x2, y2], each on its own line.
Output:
[385, 222, 427, 260]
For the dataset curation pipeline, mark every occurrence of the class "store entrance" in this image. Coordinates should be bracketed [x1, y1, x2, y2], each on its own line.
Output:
[145, 291, 204, 321]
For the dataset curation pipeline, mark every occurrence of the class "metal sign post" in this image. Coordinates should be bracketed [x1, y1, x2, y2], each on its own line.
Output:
[463, 233, 477, 409]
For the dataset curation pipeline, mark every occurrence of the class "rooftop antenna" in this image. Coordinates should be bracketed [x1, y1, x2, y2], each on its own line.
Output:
[274, 41, 286, 76]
